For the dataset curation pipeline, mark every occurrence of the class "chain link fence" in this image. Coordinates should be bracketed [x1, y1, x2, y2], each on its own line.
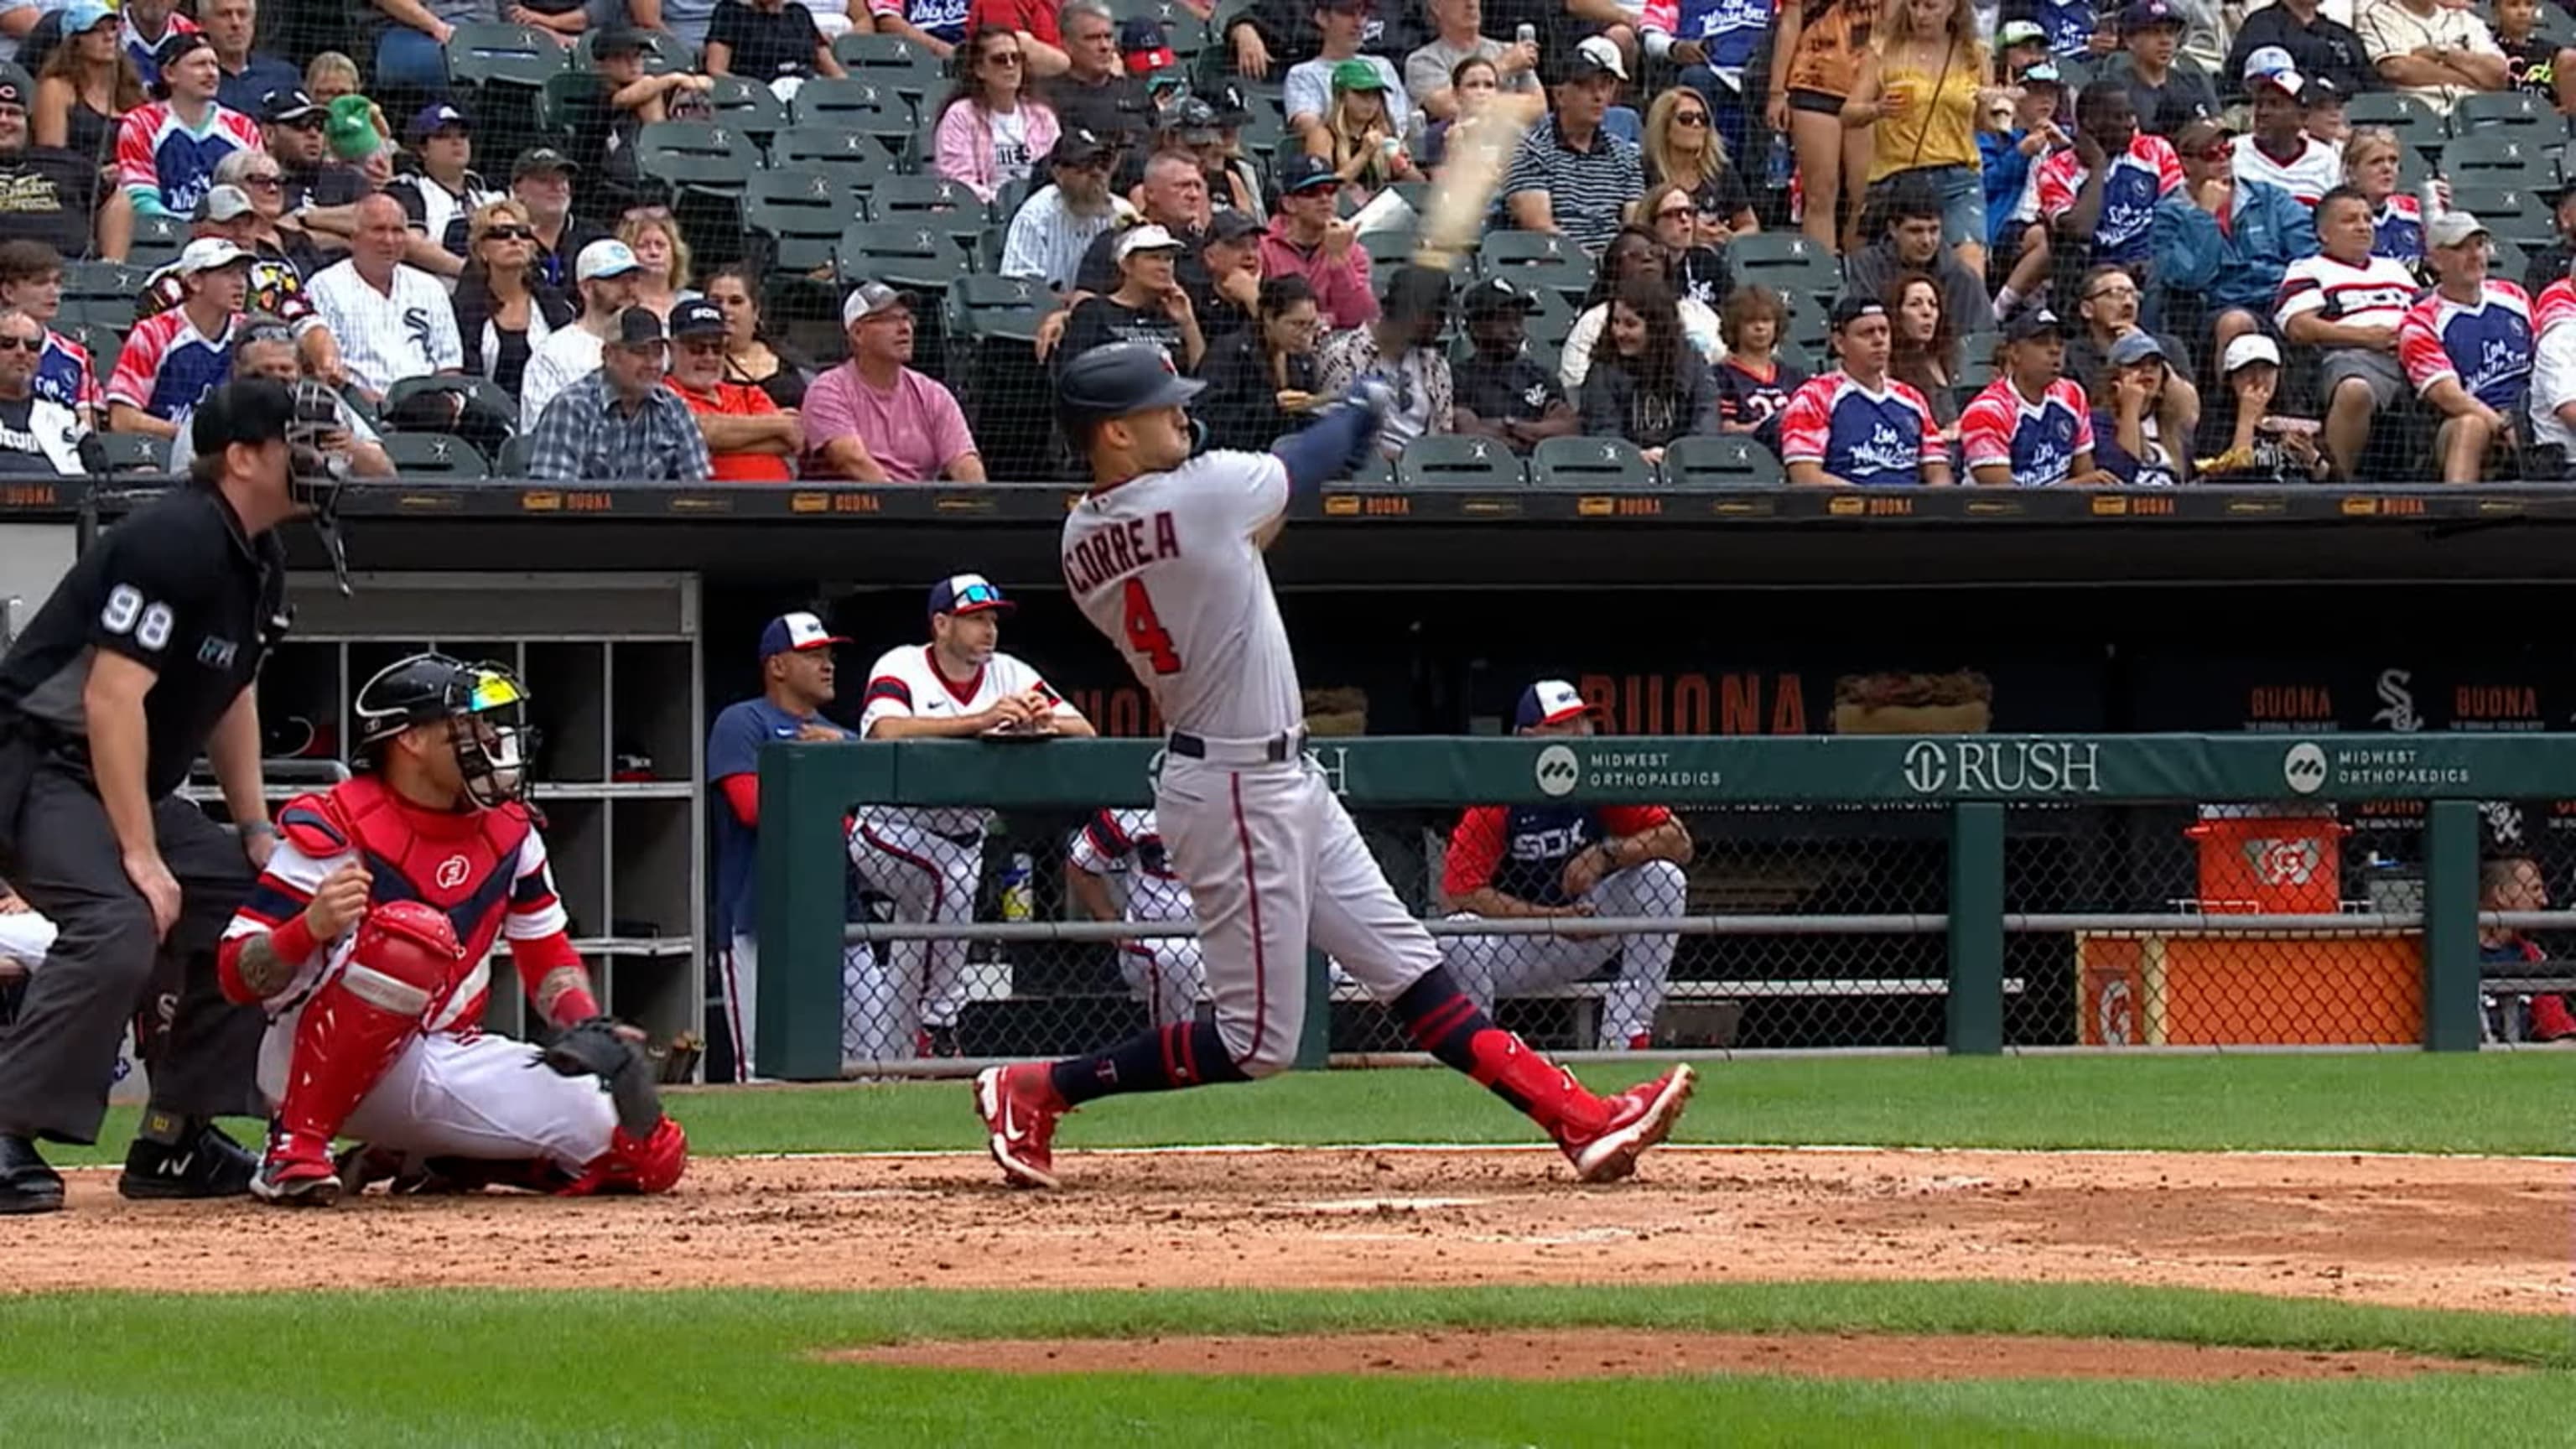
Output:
[816, 787, 2576, 1074]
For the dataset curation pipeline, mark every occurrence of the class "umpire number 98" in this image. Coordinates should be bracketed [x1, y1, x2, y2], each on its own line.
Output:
[101, 584, 174, 652]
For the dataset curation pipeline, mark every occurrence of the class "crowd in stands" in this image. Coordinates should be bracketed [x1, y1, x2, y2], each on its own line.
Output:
[1, 0, 2575, 484]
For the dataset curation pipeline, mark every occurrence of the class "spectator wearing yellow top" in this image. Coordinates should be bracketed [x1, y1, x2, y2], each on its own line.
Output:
[1841, 0, 1992, 281]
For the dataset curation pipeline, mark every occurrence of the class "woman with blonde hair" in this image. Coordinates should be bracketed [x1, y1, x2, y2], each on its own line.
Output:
[449, 199, 575, 400]
[615, 210, 695, 320]
[1641, 89, 1755, 239]
[1308, 60, 1422, 206]
[304, 51, 361, 106]
[2343, 127, 2427, 270]
[1841, 0, 1991, 279]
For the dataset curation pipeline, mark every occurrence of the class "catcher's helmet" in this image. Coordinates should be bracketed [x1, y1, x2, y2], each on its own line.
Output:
[1055, 341, 1206, 443]
[354, 652, 538, 808]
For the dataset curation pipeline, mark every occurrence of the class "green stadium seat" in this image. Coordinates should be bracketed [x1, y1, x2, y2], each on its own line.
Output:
[1664, 434, 1784, 487]
[1529, 435, 1654, 489]
[771, 126, 906, 188]
[871, 175, 982, 216]
[1394, 434, 1526, 488]
[576, 27, 692, 74]
[2455, 90, 2554, 134]
[380, 432, 491, 480]
[2343, 91, 2444, 149]
[81, 431, 169, 475]
[495, 434, 536, 476]
[705, 75, 789, 140]
[445, 23, 567, 91]
[828, 33, 948, 103]
[634, 121, 766, 195]
[2443, 132, 2547, 181]
[837, 221, 974, 292]
[1728, 231, 1835, 272]
[385, 377, 521, 439]
[744, 188, 855, 274]
[57, 294, 135, 331]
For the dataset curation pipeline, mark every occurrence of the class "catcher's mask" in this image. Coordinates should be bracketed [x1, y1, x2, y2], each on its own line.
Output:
[287, 377, 355, 596]
[354, 652, 538, 809]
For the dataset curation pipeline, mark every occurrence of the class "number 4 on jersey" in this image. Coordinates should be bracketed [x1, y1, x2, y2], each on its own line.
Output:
[1121, 578, 1182, 675]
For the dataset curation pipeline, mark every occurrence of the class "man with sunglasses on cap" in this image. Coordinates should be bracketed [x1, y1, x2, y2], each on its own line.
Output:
[802, 282, 984, 482]
[525, 307, 712, 482]
[1261, 153, 1379, 332]
[2152, 117, 2314, 358]
[850, 574, 1093, 1060]
[117, 30, 263, 221]
[1778, 293, 1952, 486]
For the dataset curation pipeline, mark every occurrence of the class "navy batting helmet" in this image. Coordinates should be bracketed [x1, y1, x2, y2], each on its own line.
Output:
[1056, 342, 1206, 442]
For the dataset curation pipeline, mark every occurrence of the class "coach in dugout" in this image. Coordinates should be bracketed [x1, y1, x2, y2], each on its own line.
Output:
[1436, 678, 1693, 1052]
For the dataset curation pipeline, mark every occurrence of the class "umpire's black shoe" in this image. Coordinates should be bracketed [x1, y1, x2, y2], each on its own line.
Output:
[0, 1133, 65, 1213]
[117, 1120, 257, 1201]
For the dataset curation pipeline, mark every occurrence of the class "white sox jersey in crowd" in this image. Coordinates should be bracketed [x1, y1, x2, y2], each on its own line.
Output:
[222, 826, 626, 1171]
[1060, 451, 1441, 1075]
[1067, 807, 1205, 1029]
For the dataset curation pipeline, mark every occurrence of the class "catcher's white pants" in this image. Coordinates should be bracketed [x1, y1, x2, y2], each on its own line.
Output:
[1157, 752, 1438, 1077]
[257, 1014, 615, 1172]
[723, 932, 873, 1080]
[848, 815, 983, 1059]
[1441, 860, 1687, 1050]
[1118, 937, 1206, 1029]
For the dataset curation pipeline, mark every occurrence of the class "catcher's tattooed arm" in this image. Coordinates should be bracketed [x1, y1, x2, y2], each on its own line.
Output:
[232, 932, 299, 999]
[513, 931, 603, 1028]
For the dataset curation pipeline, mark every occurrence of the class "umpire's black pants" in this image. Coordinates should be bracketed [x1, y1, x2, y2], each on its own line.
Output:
[0, 753, 263, 1145]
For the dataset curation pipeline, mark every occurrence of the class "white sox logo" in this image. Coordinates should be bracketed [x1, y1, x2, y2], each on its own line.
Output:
[435, 854, 470, 890]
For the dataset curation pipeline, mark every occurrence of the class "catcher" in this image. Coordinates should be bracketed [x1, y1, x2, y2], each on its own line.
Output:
[216, 652, 686, 1206]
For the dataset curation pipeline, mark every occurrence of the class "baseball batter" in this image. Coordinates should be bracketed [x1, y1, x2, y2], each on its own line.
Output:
[851, 575, 1094, 1060]
[219, 654, 685, 1204]
[975, 339, 1696, 1189]
[1064, 808, 1204, 1031]
[1440, 680, 1692, 1052]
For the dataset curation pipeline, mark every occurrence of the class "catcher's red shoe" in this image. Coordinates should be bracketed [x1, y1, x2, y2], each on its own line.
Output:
[249, 1128, 340, 1208]
[974, 1063, 1066, 1189]
[1555, 1064, 1696, 1183]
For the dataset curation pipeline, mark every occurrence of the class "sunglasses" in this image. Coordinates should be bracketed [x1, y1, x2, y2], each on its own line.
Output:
[1671, 112, 1709, 127]
[0, 335, 39, 352]
[984, 49, 1023, 65]
[948, 583, 1005, 609]
[481, 225, 534, 241]
[242, 172, 284, 186]
[1654, 203, 1693, 220]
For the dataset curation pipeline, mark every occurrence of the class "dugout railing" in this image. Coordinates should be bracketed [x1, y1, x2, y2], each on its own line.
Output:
[754, 733, 2576, 1080]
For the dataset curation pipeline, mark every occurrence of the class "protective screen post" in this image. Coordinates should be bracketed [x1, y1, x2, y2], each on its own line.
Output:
[756, 741, 887, 1080]
[1299, 950, 1332, 1069]
[1946, 802, 2004, 1056]
[2422, 801, 2483, 1052]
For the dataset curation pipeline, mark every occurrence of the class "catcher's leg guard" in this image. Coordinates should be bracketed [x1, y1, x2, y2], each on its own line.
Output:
[254, 901, 465, 1207]
[558, 1116, 688, 1196]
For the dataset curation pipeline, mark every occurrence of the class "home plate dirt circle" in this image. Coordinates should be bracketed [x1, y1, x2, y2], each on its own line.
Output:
[832, 1329, 2516, 1382]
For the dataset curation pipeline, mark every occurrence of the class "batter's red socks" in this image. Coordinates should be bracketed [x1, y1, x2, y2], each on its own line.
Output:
[1051, 1019, 1250, 1107]
[1394, 969, 1609, 1138]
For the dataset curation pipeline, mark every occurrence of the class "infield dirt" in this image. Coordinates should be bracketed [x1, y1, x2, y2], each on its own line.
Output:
[15, 1145, 2568, 1320]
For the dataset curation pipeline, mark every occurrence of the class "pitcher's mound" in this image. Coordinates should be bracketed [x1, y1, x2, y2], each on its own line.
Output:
[833, 1328, 2514, 1383]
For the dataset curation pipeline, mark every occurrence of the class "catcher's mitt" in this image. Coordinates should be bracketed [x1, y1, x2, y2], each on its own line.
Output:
[537, 1016, 664, 1139]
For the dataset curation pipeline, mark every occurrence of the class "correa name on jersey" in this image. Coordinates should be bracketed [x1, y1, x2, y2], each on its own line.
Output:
[1061, 506, 1182, 595]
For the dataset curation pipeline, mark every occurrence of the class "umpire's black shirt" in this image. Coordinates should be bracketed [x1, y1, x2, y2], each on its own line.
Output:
[0, 486, 289, 799]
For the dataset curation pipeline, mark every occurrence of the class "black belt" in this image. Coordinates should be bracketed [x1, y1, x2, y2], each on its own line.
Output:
[1167, 730, 1306, 764]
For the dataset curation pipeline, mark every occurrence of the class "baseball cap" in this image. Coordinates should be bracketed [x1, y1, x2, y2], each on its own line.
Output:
[2106, 330, 2167, 367]
[1116, 222, 1187, 260]
[2018, 61, 2064, 91]
[1462, 275, 1542, 317]
[1515, 679, 1596, 730]
[1997, 19, 2046, 47]
[610, 308, 667, 347]
[1314, 0, 1367, 11]
[759, 610, 849, 658]
[1208, 209, 1265, 245]
[928, 574, 1015, 618]
[197, 184, 254, 223]
[325, 95, 382, 160]
[155, 29, 214, 75]
[2174, 117, 2235, 158]
[1571, 34, 1627, 80]
[1211, 82, 1255, 127]
[2221, 333, 2283, 374]
[2003, 306, 2064, 341]
[842, 279, 914, 327]
[408, 103, 470, 143]
[1048, 127, 1114, 168]
[1119, 17, 1174, 72]
[1057, 341, 1208, 423]
[594, 26, 647, 57]
[1276, 153, 1339, 194]
[2243, 44, 2303, 98]
[2120, 0, 2184, 30]
[175, 237, 252, 274]
[1165, 96, 1221, 144]
[60, 0, 113, 33]
[0, 79, 23, 110]
[261, 87, 322, 125]
[576, 239, 642, 282]
[2305, 75, 2345, 107]
[1384, 263, 1451, 324]
[1332, 59, 1389, 91]
[2427, 210, 2490, 249]
[671, 298, 727, 338]
[1830, 293, 1888, 330]
[189, 377, 296, 460]
[514, 147, 579, 179]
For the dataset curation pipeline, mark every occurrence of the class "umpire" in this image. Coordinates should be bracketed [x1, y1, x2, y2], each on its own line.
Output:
[0, 378, 305, 1214]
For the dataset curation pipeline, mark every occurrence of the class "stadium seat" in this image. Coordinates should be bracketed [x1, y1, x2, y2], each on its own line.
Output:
[1348, 451, 1394, 486]
[576, 27, 692, 73]
[704, 75, 789, 140]
[828, 33, 948, 102]
[445, 23, 567, 90]
[773, 122, 909, 182]
[1782, 293, 1830, 356]
[2456, 90, 2554, 134]
[1748, 253, 1845, 314]
[384, 376, 520, 439]
[1728, 231, 1835, 272]
[381, 432, 491, 480]
[1394, 434, 1525, 488]
[1361, 229, 1419, 269]
[2343, 91, 2444, 149]
[872, 175, 983, 216]
[2442, 133, 2547, 181]
[80, 431, 169, 475]
[495, 434, 535, 476]
[1529, 435, 1654, 489]
[743, 184, 856, 273]
[634, 121, 766, 195]
[1108, 0, 1211, 50]
[57, 294, 135, 331]
[1664, 434, 1784, 487]
[535, 70, 611, 171]
[837, 221, 974, 292]
[132, 212, 187, 249]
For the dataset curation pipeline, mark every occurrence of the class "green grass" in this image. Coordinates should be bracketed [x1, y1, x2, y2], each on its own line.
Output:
[49, 1052, 2576, 1166]
[3, 1282, 2566, 1446]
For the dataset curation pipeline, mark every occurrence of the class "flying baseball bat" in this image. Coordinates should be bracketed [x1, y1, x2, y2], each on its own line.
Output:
[1412, 92, 1549, 274]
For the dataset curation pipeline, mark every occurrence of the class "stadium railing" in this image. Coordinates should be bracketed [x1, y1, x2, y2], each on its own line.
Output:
[754, 733, 2576, 1080]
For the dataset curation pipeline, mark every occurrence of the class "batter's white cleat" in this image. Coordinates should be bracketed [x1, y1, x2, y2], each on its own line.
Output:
[974, 1064, 1066, 1190]
[1557, 1064, 1696, 1183]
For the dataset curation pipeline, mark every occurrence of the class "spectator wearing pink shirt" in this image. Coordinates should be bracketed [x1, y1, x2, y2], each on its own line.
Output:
[802, 283, 986, 482]
[931, 27, 1062, 205]
[1259, 153, 1378, 333]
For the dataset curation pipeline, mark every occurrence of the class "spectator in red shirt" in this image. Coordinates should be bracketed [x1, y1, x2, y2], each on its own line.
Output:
[667, 299, 799, 481]
[968, 0, 1069, 79]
